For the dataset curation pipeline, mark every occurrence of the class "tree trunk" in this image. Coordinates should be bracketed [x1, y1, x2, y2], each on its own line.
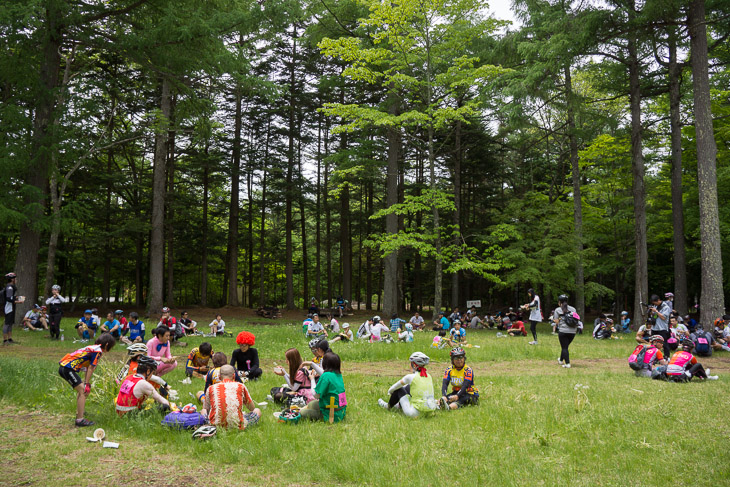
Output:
[430, 122, 442, 320]
[565, 65, 585, 318]
[341, 182, 352, 303]
[325, 123, 333, 306]
[315, 117, 322, 302]
[201, 148, 210, 307]
[147, 77, 171, 314]
[688, 0, 725, 321]
[298, 135, 308, 309]
[451, 117, 462, 309]
[258, 119, 271, 307]
[284, 26, 297, 310]
[383, 102, 400, 317]
[165, 97, 176, 306]
[16, 6, 62, 317]
[366, 180, 373, 310]
[227, 87, 242, 306]
[668, 35, 688, 316]
[628, 23, 648, 328]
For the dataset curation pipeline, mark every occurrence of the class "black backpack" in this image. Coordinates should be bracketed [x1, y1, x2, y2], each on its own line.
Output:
[563, 309, 579, 328]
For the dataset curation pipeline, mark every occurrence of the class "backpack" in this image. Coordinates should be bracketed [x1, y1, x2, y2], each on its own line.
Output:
[694, 334, 711, 355]
[161, 411, 207, 430]
[628, 345, 648, 371]
[563, 309, 580, 328]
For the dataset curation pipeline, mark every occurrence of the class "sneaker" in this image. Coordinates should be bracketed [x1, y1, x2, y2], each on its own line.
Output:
[7, 339, 18, 345]
[439, 396, 450, 411]
[266, 394, 275, 403]
[706, 375, 719, 380]
[562, 363, 571, 368]
[705, 368, 711, 376]
[378, 398, 389, 409]
[75, 418, 95, 427]
[528, 341, 537, 345]
[558, 358, 564, 365]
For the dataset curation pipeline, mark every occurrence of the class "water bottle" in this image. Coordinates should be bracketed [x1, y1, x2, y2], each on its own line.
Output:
[60, 334, 65, 341]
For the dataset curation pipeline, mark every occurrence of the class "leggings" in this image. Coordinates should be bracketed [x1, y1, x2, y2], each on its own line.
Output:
[529, 320, 538, 341]
[654, 329, 671, 357]
[558, 332, 575, 364]
[387, 386, 418, 417]
[49, 312, 62, 339]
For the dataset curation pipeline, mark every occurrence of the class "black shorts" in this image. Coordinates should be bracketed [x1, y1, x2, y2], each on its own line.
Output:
[58, 366, 83, 389]
[4, 311, 15, 326]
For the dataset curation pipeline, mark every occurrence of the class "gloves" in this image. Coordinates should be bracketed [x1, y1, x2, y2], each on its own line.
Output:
[84, 383, 91, 394]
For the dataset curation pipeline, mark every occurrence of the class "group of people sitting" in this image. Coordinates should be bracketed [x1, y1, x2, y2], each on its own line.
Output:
[71, 307, 230, 345]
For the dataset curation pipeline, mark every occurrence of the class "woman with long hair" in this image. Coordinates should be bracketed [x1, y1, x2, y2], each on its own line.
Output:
[270, 348, 314, 404]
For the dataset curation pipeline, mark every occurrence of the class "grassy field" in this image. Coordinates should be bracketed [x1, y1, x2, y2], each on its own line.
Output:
[1, 317, 729, 487]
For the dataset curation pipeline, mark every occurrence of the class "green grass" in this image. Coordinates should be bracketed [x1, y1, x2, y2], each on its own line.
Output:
[2, 318, 729, 486]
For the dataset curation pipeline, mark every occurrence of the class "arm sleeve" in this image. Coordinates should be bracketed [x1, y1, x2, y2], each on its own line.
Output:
[310, 361, 323, 376]
[148, 375, 167, 388]
[229, 350, 238, 368]
[251, 349, 260, 371]
[441, 373, 450, 397]
[457, 368, 474, 398]
[593, 323, 601, 337]
[149, 388, 170, 407]
[388, 373, 415, 395]
[204, 372, 213, 392]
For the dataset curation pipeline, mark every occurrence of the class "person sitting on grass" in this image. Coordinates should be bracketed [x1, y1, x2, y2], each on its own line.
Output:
[653, 339, 718, 381]
[669, 316, 689, 340]
[431, 330, 448, 349]
[90, 308, 101, 331]
[196, 352, 245, 403]
[158, 307, 184, 342]
[231, 331, 263, 380]
[208, 314, 226, 336]
[58, 332, 116, 427]
[117, 343, 170, 397]
[507, 319, 527, 337]
[440, 347, 479, 411]
[75, 309, 96, 340]
[121, 312, 145, 345]
[114, 310, 128, 338]
[389, 313, 405, 333]
[712, 317, 730, 348]
[271, 348, 315, 404]
[327, 313, 340, 334]
[147, 327, 178, 376]
[432, 311, 450, 331]
[593, 318, 616, 340]
[330, 322, 353, 343]
[23, 304, 48, 331]
[357, 317, 373, 340]
[378, 352, 437, 417]
[628, 335, 667, 378]
[299, 352, 347, 423]
[116, 355, 170, 416]
[302, 314, 314, 335]
[450, 320, 467, 343]
[101, 311, 122, 339]
[303, 338, 332, 375]
[179, 311, 197, 335]
[409, 311, 425, 331]
[185, 342, 213, 379]
[398, 322, 414, 342]
[369, 317, 390, 342]
[203, 365, 261, 430]
[306, 313, 327, 339]
[635, 318, 655, 345]
[620, 311, 631, 333]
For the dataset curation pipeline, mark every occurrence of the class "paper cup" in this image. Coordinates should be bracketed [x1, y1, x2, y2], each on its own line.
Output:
[93, 428, 105, 441]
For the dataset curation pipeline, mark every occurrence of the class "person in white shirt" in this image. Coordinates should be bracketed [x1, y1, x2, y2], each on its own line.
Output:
[369, 318, 390, 342]
[409, 312, 425, 331]
[328, 314, 340, 333]
[306, 314, 327, 339]
[209, 314, 226, 335]
[521, 288, 542, 345]
[331, 322, 353, 343]
[46, 284, 67, 340]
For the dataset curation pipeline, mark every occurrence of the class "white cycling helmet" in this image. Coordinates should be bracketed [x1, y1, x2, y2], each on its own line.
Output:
[192, 425, 217, 439]
[51, 284, 61, 291]
[342, 323, 350, 328]
[127, 343, 148, 356]
[409, 352, 430, 367]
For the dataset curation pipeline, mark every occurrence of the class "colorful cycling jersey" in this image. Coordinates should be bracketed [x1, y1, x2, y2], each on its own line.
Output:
[129, 320, 145, 341]
[77, 316, 94, 329]
[443, 365, 478, 395]
[116, 375, 145, 413]
[59, 344, 103, 371]
[666, 351, 697, 375]
[185, 348, 211, 373]
[450, 327, 466, 341]
[204, 366, 243, 392]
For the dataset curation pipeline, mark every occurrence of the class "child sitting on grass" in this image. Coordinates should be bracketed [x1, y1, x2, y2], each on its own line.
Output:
[398, 322, 414, 342]
[431, 330, 448, 349]
[231, 331, 262, 380]
[209, 314, 226, 336]
[450, 320, 467, 344]
[507, 320, 527, 337]
[378, 352, 437, 417]
[440, 347, 479, 411]
[299, 353, 347, 423]
[330, 322, 353, 343]
[116, 355, 170, 416]
[185, 342, 213, 379]
[58, 333, 116, 427]
[179, 311, 197, 335]
[121, 312, 145, 345]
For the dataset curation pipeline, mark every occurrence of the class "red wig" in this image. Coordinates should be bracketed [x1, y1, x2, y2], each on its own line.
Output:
[236, 331, 256, 346]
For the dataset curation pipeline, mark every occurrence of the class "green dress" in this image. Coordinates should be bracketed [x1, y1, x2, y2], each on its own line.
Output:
[315, 371, 346, 423]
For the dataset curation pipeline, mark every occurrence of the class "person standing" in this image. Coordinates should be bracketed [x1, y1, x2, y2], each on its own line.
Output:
[648, 294, 672, 357]
[3, 272, 24, 345]
[553, 294, 579, 368]
[522, 288, 542, 345]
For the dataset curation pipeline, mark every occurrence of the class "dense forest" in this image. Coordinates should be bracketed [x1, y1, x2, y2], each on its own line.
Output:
[1, 0, 729, 325]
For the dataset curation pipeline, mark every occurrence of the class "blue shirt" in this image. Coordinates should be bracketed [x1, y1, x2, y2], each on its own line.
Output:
[104, 319, 121, 336]
[450, 327, 465, 341]
[129, 320, 145, 341]
[440, 317, 450, 330]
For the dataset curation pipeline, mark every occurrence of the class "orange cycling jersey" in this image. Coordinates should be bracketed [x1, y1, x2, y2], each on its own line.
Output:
[59, 345, 102, 371]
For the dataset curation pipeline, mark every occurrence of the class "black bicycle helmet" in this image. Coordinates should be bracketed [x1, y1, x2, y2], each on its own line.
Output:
[450, 347, 466, 360]
[136, 355, 158, 372]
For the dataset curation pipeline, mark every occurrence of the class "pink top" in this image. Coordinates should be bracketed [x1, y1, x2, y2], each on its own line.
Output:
[147, 336, 172, 360]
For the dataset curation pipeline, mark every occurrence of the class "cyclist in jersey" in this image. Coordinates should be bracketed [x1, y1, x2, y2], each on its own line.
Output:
[185, 342, 213, 378]
[378, 352, 437, 417]
[653, 339, 718, 381]
[58, 333, 116, 426]
[440, 347, 479, 411]
[121, 312, 145, 345]
[116, 356, 170, 416]
[630, 335, 667, 378]
[196, 352, 244, 404]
